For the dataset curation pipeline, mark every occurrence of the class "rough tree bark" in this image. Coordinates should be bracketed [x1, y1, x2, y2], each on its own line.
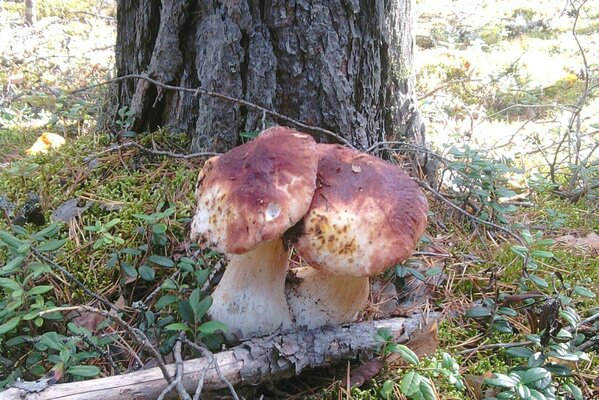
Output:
[114, 0, 425, 153]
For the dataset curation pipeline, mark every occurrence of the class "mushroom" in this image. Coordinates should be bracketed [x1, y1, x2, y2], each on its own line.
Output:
[286, 144, 428, 328]
[190, 126, 319, 339]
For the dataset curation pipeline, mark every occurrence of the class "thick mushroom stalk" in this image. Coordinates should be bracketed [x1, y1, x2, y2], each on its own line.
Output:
[190, 126, 318, 339]
[286, 144, 428, 328]
[286, 267, 369, 328]
[209, 239, 292, 338]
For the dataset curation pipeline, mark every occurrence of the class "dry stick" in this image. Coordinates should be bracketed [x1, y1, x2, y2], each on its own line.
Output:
[550, 0, 591, 184]
[32, 249, 121, 312]
[192, 356, 215, 400]
[70, 74, 358, 150]
[416, 179, 522, 244]
[40, 305, 173, 385]
[157, 339, 191, 400]
[96, 141, 221, 159]
[180, 336, 240, 400]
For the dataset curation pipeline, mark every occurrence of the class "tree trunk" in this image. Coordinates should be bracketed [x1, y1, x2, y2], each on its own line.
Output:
[114, 0, 424, 153]
[25, 0, 37, 25]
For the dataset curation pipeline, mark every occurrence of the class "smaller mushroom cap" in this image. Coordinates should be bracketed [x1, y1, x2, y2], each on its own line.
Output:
[294, 144, 428, 277]
[190, 126, 319, 254]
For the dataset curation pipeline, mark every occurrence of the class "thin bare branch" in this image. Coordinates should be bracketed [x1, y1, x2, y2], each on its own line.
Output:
[70, 74, 358, 150]
[41, 305, 173, 385]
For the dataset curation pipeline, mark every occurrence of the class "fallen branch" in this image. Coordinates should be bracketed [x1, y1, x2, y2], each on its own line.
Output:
[0, 315, 433, 400]
[95, 141, 221, 159]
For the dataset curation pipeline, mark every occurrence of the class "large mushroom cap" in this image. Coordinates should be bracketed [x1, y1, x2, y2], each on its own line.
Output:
[294, 144, 428, 277]
[190, 126, 319, 254]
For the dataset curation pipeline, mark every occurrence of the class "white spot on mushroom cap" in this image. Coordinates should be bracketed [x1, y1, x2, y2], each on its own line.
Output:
[265, 202, 281, 221]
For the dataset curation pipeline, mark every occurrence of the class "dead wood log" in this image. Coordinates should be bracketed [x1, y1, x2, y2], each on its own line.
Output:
[0, 315, 433, 400]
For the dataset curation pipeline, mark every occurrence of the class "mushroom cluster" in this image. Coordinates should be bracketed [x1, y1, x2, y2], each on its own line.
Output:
[190, 126, 428, 339]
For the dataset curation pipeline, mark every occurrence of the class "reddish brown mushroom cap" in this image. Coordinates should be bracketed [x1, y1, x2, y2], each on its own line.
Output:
[294, 144, 428, 277]
[190, 126, 319, 254]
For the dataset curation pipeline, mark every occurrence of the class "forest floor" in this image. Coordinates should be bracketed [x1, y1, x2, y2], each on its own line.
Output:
[0, 1, 597, 399]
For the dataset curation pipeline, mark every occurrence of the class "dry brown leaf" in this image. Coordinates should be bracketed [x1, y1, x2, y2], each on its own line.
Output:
[341, 358, 384, 388]
[464, 374, 486, 399]
[555, 232, 599, 254]
[406, 320, 438, 358]
[68, 310, 105, 332]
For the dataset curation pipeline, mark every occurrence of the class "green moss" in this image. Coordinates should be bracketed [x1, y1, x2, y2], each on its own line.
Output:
[540, 75, 587, 106]
[0, 132, 202, 296]
[479, 23, 506, 46]
[0, 128, 39, 161]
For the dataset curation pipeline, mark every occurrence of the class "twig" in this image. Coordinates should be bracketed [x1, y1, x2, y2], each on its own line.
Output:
[577, 311, 599, 329]
[457, 341, 534, 355]
[157, 338, 191, 400]
[32, 249, 120, 312]
[181, 336, 240, 400]
[96, 141, 221, 159]
[192, 356, 214, 400]
[70, 74, 358, 150]
[40, 305, 173, 385]
[416, 179, 523, 244]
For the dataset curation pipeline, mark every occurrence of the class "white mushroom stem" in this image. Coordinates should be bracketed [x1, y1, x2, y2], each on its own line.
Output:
[286, 267, 369, 328]
[208, 239, 293, 340]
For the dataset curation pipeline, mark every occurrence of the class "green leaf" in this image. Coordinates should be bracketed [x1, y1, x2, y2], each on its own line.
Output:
[395, 265, 408, 278]
[32, 223, 60, 240]
[406, 267, 426, 282]
[35, 239, 67, 252]
[104, 218, 121, 229]
[194, 296, 213, 321]
[400, 371, 421, 396]
[1, 255, 26, 274]
[0, 277, 21, 291]
[67, 365, 100, 377]
[465, 306, 492, 318]
[527, 388, 547, 400]
[511, 245, 528, 256]
[195, 269, 211, 286]
[543, 363, 571, 376]
[529, 275, 549, 288]
[563, 382, 583, 400]
[148, 255, 175, 268]
[485, 373, 519, 389]
[505, 346, 533, 358]
[165, 323, 190, 331]
[151, 223, 167, 234]
[492, 319, 513, 333]
[530, 250, 553, 259]
[138, 265, 155, 281]
[497, 307, 518, 317]
[27, 285, 54, 296]
[120, 262, 137, 278]
[121, 247, 143, 256]
[573, 286, 596, 298]
[379, 380, 395, 399]
[387, 344, 419, 365]
[528, 352, 545, 368]
[0, 231, 30, 253]
[419, 378, 436, 400]
[178, 300, 195, 324]
[516, 384, 531, 399]
[425, 265, 443, 276]
[198, 320, 228, 334]
[0, 316, 21, 334]
[161, 279, 177, 290]
[520, 367, 550, 385]
[559, 307, 579, 328]
[155, 294, 177, 310]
